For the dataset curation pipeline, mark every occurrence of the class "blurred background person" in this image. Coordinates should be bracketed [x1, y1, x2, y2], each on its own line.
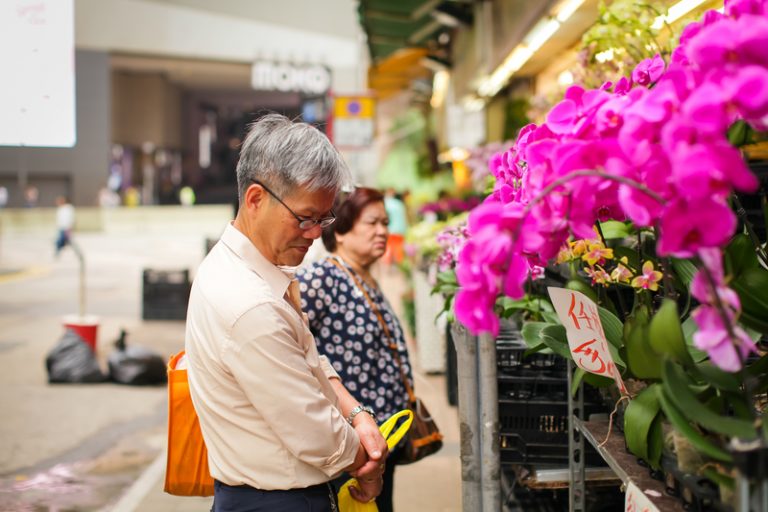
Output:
[298, 187, 414, 512]
[382, 188, 407, 268]
[54, 195, 75, 257]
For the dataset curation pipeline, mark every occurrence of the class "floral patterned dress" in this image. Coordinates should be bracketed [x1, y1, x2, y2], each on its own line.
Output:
[297, 257, 413, 423]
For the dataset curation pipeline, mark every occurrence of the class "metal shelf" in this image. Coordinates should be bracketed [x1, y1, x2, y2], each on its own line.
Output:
[574, 418, 686, 512]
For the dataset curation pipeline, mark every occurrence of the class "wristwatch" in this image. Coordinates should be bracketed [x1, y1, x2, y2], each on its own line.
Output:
[347, 404, 376, 425]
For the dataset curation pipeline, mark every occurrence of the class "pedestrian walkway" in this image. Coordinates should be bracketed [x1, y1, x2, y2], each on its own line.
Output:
[0, 219, 460, 512]
[134, 262, 461, 512]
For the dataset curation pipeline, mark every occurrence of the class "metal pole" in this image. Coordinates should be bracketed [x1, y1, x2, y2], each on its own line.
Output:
[478, 332, 500, 511]
[70, 241, 85, 317]
[568, 360, 586, 512]
[452, 322, 482, 511]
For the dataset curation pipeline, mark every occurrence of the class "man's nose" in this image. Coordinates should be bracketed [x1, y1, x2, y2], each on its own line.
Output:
[303, 224, 324, 239]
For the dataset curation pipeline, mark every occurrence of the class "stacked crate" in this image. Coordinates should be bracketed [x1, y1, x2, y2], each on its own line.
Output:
[496, 327, 606, 467]
[142, 269, 191, 320]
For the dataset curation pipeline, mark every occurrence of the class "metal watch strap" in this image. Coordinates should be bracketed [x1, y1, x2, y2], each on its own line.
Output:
[347, 404, 376, 425]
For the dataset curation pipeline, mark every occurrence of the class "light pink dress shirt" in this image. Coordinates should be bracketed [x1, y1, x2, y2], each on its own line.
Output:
[185, 223, 359, 489]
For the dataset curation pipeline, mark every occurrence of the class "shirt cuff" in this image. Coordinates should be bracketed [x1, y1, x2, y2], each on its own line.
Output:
[320, 422, 360, 477]
[319, 355, 339, 380]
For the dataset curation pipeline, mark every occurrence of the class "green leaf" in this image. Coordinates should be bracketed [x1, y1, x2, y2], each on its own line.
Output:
[692, 362, 741, 392]
[598, 306, 624, 349]
[521, 322, 551, 350]
[614, 246, 640, 273]
[600, 220, 633, 239]
[583, 373, 615, 387]
[732, 267, 768, 315]
[523, 344, 553, 358]
[648, 414, 663, 470]
[648, 298, 693, 365]
[725, 233, 759, 279]
[565, 278, 599, 303]
[727, 119, 751, 147]
[624, 306, 661, 379]
[655, 385, 733, 463]
[682, 316, 709, 363]
[624, 384, 661, 463]
[670, 258, 697, 288]
[540, 324, 574, 360]
[540, 310, 560, 324]
[662, 360, 757, 440]
[571, 367, 586, 397]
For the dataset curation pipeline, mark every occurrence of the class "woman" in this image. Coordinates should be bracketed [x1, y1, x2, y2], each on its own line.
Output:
[298, 187, 414, 512]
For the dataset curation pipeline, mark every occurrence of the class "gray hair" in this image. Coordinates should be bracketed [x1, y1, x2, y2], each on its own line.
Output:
[236, 113, 351, 202]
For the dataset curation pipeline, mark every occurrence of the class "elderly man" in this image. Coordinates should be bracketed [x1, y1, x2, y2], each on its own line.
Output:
[186, 114, 387, 512]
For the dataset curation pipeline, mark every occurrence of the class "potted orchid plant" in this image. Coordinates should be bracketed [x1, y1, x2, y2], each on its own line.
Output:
[451, 0, 768, 507]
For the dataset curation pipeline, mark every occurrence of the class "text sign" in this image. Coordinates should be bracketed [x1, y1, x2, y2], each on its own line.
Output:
[625, 482, 660, 512]
[547, 287, 627, 394]
[251, 61, 331, 95]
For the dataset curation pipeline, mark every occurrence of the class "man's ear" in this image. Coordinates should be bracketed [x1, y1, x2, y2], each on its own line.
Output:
[242, 182, 267, 212]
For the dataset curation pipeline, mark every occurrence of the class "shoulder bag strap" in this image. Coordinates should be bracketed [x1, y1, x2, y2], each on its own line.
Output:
[328, 257, 416, 402]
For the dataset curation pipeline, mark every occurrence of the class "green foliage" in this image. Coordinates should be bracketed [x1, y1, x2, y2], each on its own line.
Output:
[503, 98, 531, 141]
[648, 299, 692, 365]
[624, 384, 663, 469]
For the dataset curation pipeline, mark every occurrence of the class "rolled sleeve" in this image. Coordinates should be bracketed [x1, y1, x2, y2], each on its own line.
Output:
[319, 355, 340, 380]
[222, 300, 359, 476]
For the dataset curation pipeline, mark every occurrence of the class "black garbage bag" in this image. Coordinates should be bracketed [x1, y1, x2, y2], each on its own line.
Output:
[107, 329, 167, 385]
[46, 329, 106, 383]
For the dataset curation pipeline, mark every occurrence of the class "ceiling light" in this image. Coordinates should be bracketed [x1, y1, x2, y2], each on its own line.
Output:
[651, 0, 707, 29]
[430, 70, 450, 108]
[552, 0, 587, 23]
[462, 95, 486, 112]
[524, 18, 561, 52]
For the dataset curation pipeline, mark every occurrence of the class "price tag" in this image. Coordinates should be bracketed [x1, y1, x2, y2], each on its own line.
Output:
[547, 287, 627, 395]
[625, 482, 660, 512]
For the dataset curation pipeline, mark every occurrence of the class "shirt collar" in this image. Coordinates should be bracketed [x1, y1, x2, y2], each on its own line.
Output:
[220, 222, 294, 298]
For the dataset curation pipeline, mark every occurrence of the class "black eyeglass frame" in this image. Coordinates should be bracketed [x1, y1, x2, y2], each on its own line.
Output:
[249, 179, 336, 230]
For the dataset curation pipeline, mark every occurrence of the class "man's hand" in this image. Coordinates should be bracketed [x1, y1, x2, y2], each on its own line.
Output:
[350, 414, 388, 479]
[349, 473, 383, 503]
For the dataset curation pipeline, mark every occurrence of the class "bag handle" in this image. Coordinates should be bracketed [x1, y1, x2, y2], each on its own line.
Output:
[378, 410, 413, 450]
[328, 257, 416, 403]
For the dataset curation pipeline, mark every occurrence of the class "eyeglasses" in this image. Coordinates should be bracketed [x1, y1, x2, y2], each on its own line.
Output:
[249, 179, 336, 230]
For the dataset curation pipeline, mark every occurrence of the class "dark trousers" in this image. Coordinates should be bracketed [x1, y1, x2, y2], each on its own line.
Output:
[212, 480, 338, 512]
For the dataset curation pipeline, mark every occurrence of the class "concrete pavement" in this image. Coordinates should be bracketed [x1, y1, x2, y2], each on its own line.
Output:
[0, 210, 460, 512]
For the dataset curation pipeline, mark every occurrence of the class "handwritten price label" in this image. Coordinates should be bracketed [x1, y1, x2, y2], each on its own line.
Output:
[625, 482, 660, 512]
[547, 287, 627, 395]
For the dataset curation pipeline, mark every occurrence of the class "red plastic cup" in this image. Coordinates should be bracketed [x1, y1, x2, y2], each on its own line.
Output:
[62, 315, 100, 353]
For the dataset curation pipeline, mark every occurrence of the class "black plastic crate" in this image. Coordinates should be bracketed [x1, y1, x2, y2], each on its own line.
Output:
[496, 341, 568, 380]
[661, 454, 733, 512]
[142, 269, 191, 320]
[499, 398, 607, 467]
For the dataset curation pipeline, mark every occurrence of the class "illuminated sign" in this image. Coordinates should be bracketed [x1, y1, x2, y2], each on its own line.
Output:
[251, 61, 331, 95]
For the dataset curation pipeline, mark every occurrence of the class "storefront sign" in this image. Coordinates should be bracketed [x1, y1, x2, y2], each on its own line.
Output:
[547, 287, 627, 394]
[251, 61, 331, 95]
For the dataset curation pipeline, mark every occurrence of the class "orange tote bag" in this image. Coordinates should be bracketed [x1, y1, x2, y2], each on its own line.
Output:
[164, 350, 215, 496]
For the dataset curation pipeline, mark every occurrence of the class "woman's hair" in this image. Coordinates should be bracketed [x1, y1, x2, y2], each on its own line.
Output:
[322, 187, 384, 252]
[236, 113, 351, 202]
